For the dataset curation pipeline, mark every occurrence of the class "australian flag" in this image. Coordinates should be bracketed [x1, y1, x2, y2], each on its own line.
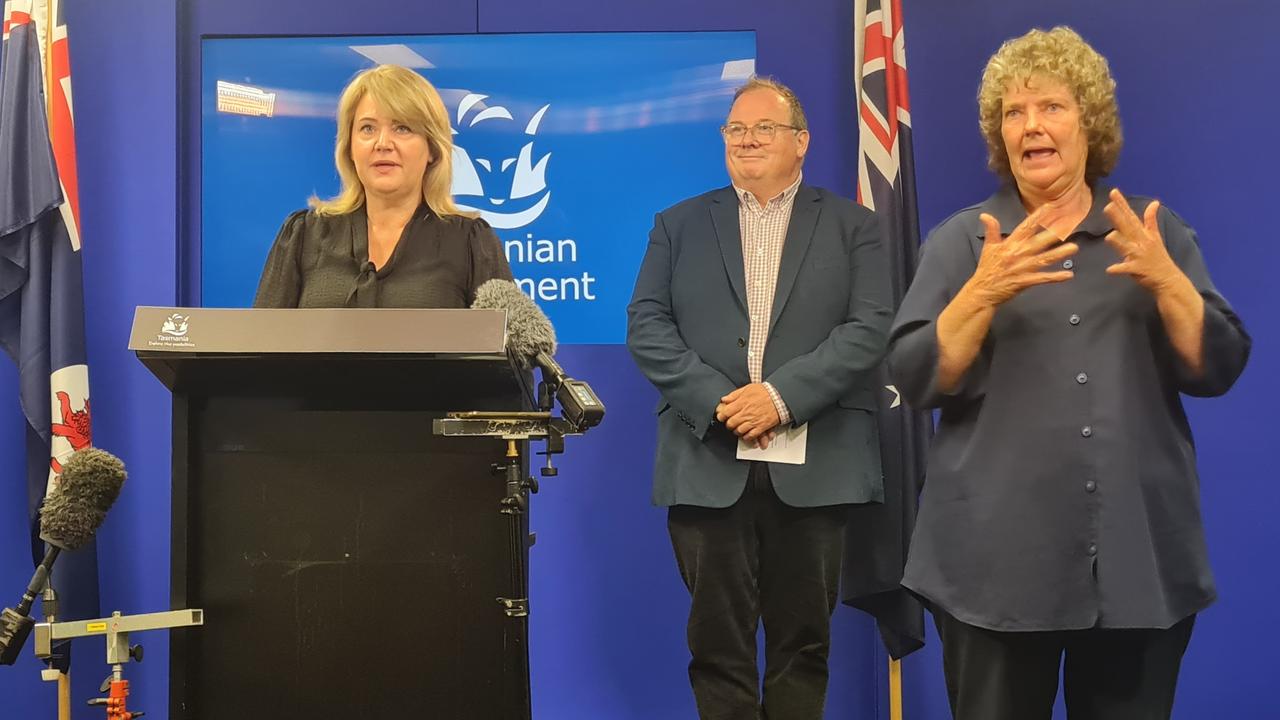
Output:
[1, 0, 99, 668]
[840, 0, 929, 661]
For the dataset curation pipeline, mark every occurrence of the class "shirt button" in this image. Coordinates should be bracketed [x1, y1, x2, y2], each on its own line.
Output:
[1088, 543, 1098, 556]
[748, 351, 755, 358]
[1085, 480, 1097, 493]
[1063, 259, 1075, 270]
[1076, 372, 1088, 384]
[1069, 314, 1081, 325]
[1081, 426, 1093, 438]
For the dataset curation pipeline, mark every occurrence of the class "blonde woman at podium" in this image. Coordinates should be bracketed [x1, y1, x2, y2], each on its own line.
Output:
[254, 64, 513, 308]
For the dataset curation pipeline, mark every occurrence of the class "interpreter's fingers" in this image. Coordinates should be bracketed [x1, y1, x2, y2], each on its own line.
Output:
[1024, 227, 1066, 254]
[1035, 242, 1079, 266]
[1103, 229, 1132, 257]
[1021, 270, 1075, 286]
[979, 213, 1004, 244]
[1009, 205, 1050, 242]
[1104, 189, 1146, 241]
[1143, 200, 1162, 239]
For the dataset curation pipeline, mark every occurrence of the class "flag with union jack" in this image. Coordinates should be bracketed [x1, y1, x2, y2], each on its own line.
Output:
[1, 0, 99, 668]
[840, 0, 928, 660]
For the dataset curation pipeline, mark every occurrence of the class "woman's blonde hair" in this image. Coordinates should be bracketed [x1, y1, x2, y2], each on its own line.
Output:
[310, 64, 467, 217]
[977, 26, 1123, 184]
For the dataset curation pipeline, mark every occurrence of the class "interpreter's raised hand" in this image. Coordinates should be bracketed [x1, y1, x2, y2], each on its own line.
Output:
[1102, 189, 1184, 294]
[965, 207, 1078, 308]
[715, 383, 781, 444]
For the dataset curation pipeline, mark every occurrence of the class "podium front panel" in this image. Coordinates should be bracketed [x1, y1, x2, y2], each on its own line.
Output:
[172, 395, 527, 718]
[131, 308, 535, 719]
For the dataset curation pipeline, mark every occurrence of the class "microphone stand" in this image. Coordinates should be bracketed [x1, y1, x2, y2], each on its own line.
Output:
[431, 350, 603, 720]
[0, 546, 61, 666]
[432, 405, 592, 720]
[0, 546, 76, 720]
[39, 584, 72, 720]
[34, 608, 204, 720]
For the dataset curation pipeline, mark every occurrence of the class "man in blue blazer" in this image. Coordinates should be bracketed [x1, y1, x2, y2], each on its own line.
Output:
[627, 77, 893, 720]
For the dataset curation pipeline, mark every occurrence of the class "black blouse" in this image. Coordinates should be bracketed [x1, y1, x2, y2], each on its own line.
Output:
[253, 204, 513, 309]
[889, 183, 1251, 632]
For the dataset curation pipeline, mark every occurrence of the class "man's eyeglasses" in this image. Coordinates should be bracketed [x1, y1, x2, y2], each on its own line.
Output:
[720, 121, 801, 143]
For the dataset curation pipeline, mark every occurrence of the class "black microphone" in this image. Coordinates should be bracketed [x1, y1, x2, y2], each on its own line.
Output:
[472, 279, 604, 430]
[0, 448, 126, 665]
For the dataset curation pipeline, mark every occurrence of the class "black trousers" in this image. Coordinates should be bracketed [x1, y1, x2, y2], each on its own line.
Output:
[667, 463, 848, 720]
[934, 608, 1196, 720]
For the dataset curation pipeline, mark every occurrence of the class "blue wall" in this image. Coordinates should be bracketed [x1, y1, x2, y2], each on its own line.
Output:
[0, 0, 178, 716]
[1, 1, 1275, 718]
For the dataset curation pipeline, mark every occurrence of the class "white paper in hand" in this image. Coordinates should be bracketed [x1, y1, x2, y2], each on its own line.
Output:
[736, 423, 808, 465]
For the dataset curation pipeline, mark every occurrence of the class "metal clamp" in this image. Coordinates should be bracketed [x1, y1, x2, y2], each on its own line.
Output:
[496, 597, 529, 618]
[34, 609, 204, 663]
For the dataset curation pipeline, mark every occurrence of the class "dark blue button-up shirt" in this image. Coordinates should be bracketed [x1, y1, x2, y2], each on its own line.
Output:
[890, 184, 1250, 631]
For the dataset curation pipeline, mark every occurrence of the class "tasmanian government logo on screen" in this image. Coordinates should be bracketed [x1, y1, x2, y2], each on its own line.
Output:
[452, 93, 552, 230]
[449, 92, 595, 308]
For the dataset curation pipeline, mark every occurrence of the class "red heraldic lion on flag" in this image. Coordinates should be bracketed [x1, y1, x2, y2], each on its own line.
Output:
[1, 0, 100, 658]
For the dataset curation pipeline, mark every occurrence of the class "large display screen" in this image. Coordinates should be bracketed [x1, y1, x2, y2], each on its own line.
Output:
[202, 32, 756, 343]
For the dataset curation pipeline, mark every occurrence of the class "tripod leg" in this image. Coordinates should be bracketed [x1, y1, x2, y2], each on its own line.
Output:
[499, 440, 533, 720]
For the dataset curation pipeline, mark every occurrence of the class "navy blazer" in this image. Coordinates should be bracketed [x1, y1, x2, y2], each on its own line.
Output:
[626, 183, 893, 508]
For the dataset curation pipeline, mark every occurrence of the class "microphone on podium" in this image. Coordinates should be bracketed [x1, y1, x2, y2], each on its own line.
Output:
[473, 280, 604, 431]
[0, 448, 126, 665]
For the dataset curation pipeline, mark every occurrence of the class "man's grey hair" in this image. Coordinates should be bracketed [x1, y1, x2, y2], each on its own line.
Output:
[731, 76, 809, 131]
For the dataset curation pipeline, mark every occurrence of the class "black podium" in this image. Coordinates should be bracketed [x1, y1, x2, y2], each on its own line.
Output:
[129, 307, 534, 720]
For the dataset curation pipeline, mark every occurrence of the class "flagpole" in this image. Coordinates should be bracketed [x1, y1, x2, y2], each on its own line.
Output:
[41, 2, 74, 717]
[58, 675, 71, 720]
[889, 657, 903, 720]
[43, 0, 53, 119]
[855, 1, 925, 716]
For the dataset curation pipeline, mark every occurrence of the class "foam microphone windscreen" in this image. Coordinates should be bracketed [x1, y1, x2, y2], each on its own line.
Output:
[39, 447, 126, 551]
[473, 279, 557, 367]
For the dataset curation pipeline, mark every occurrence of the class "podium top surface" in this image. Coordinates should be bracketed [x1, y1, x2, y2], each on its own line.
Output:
[129, 306, 508, 356]
[129, 307, 528, 401]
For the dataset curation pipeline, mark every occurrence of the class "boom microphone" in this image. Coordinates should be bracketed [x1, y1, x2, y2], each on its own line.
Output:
[0, 447, 126, 666]
[473, 278, 557, 367]
[472, 279, 604, 430]
[40, 447, 127, 551]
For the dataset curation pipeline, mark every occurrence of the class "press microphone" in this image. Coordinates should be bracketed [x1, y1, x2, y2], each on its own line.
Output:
[473, 279, 604, 430]
[0, 448, 126, 665]
[473, 278, 557, 367]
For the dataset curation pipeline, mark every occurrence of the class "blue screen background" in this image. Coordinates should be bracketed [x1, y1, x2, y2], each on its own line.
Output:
[201, 32, 756, 343]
